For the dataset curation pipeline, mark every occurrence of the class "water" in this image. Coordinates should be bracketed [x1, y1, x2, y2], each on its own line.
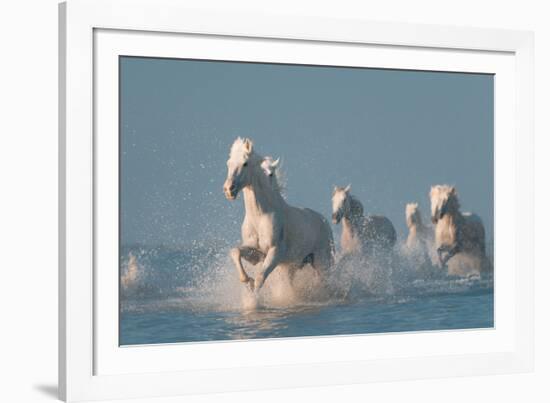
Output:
[119, 245, 494, 346]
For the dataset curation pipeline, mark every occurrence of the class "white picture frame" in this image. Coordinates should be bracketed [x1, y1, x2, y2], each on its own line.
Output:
[59, 0, 534, 401]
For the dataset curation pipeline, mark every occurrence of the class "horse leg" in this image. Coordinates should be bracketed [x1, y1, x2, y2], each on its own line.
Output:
[310, 248, 333, 285]
[230, 246, 265, 287]
[437, 243, 459, 267]
[445, 243, 459, 263]
[240, 246, 265, 265]
[253, 246, 282, 291]
[437, 246, 448, 267]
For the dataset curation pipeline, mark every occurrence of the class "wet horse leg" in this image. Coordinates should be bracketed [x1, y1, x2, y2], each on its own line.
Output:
[437, 243, 460, 267]
[253, 246, 283, 291]
[230, 246, 265, 288]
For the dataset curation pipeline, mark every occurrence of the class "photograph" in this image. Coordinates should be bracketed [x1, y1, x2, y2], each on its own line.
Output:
[118, 56, 494, 345]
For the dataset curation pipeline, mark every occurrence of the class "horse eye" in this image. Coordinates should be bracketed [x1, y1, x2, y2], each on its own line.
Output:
[243, 162, 248, 167]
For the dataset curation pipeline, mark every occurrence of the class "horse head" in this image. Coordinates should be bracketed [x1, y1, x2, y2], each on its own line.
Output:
[429, 185, 460, 223]
[260, 156, 280, 178]
[331, 184, 352, 224]
[224, 137, 257, 200]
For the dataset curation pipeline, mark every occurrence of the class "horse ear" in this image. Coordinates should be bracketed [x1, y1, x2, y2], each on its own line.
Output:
[450, 186, 456, 195]
[243, 138, 253, 153]
[272, 158, 280, 168]
[344, 184, 351, 193]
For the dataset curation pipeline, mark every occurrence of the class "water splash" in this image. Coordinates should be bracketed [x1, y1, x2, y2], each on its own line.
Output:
[120, 239, 493, 316]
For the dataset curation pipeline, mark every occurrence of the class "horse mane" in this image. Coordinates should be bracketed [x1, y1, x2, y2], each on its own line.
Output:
[272, 163, 286, 197]
[229, 137, 253, 161]
[430, 184, 461, 215]
[447, 187, 460, 211]
[349, 195, 364, 218]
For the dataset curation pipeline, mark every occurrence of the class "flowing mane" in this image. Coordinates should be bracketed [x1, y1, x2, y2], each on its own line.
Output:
[228, 138, 261, 169]
[348, 195, 364, 220]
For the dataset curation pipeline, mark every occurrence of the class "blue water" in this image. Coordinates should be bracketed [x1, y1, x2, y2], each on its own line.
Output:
[119, 245, 494, 345]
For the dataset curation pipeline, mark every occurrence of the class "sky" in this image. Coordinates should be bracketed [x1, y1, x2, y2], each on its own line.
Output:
[120, 56, 494, 249]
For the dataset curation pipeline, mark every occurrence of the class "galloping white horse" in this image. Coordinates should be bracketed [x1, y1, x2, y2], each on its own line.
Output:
[331, 185, 396, 255]
[429, 185, 492, 276]
[405, 202, 438, 266]
[224, 138, 334, 291]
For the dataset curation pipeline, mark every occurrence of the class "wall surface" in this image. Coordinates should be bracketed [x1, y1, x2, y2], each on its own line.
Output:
[0, 0, 547, 402]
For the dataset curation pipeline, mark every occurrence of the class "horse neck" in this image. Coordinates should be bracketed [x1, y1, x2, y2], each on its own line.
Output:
[342, 202, 364, 239]
[345, 197, 364, 226]
[242, 167, 286, 217]
[341, 218, 357, 250]
[271, 177, 284, 196]
[446, 206, 464, 225]
[439, 209, 462, 239]
[407, 223, 418, 237]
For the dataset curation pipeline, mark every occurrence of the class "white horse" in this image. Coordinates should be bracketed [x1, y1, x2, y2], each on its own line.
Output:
[331, 185, 396, 256]
[224, 138, 334, 291]
[429, 185, 492, 276]
[405, 202, 438, 266]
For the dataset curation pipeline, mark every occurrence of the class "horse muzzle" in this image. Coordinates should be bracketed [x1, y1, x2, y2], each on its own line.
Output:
[223, 182, 238, 200]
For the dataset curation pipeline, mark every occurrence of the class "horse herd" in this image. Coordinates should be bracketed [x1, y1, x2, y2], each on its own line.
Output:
[223, 137, 492, 293]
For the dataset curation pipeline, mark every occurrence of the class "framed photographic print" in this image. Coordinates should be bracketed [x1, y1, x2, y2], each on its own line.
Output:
[59, 0, 534, 401]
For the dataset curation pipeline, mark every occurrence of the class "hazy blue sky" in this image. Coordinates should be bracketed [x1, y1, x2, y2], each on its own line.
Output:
[120, 57, 493, 248]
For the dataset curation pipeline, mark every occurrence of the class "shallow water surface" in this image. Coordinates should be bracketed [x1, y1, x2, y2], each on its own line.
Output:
[121, 290, 493, 345]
